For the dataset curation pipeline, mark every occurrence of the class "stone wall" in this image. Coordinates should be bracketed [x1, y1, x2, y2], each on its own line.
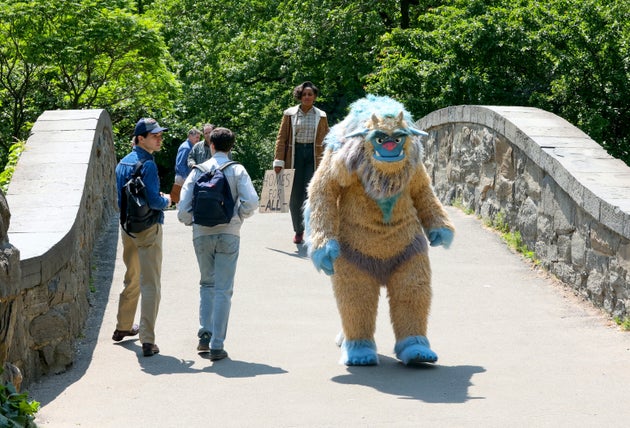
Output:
[0, 190, 21, 372]
[417, 105, 629, 319]
[0, 110, 117, 387]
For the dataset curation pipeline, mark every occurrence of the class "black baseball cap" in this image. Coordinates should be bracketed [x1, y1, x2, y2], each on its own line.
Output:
[134, 118, 168, 136]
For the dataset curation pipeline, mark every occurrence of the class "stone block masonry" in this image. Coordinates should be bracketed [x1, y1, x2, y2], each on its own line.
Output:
[417, 106, 629, 319]
[1, 109, 117, 388]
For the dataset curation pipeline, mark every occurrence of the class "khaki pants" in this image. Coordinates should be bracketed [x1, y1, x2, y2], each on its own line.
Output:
[117, 223, 163, 344]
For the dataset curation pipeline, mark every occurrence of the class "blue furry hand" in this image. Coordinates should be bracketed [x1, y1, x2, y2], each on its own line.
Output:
[428, 227, 454, 248]
[311, 240, 340, 275]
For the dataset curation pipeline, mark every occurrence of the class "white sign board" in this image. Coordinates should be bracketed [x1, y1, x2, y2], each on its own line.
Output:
[259, 169, 294, 213]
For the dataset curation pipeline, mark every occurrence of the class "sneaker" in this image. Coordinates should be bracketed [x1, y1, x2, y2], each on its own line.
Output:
[112, 324, 139, 342]
[293, 232, 304, 244]
[197, 333, 211, 353]
[142, 343, 160, 357]
[210, 349, 228, 361]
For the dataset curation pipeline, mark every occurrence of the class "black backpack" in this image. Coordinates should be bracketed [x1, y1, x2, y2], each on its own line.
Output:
[120, 160, 161, 236]
[192, 161, 239, 227]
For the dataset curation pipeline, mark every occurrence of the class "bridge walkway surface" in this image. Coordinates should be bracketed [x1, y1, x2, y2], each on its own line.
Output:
[28, 208, 630, 427]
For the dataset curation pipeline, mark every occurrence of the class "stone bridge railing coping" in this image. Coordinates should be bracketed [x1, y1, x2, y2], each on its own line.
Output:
[416, 105, 629, 318]
[418, 105, 630, 238]
[2, 109, 117, 386]
[7, 110, 112, 287]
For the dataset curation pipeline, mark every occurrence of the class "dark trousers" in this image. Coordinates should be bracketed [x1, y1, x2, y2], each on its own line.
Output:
[290, 144, 315, 234]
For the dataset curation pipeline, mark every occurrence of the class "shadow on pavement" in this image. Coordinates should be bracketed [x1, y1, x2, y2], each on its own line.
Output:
[199, 358, 288, 378]
[28, 216, 119, 406]
[132, 345, 288, 378]
[265, 245, 308, 259]
[331, 355, 486, 403]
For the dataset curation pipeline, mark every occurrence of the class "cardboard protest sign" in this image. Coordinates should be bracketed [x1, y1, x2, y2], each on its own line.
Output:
[259, 169, 294, 213]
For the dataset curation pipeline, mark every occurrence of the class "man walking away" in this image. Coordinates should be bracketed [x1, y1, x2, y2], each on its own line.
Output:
[178, 127, 258, 361]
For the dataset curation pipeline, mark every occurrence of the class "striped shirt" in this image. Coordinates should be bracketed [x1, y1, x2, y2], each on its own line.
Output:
[294, 107, 317, 144]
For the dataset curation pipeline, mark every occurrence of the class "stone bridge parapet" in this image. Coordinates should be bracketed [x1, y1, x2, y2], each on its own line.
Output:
[417, 105, 629, 319]
[0, 110, 117, 387]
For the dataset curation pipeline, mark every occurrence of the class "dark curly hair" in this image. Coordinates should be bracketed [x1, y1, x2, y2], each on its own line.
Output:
[293, 81, 319, 100]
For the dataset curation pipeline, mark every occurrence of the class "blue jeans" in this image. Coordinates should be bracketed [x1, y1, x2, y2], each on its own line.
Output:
[193, 233, 240, 350]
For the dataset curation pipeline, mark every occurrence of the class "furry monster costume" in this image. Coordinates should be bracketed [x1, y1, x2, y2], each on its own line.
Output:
[305, 95, 454, 366]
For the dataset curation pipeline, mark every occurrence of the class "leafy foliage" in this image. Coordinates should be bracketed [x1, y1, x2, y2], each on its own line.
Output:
[0, 366, 40, 428]
[0, 141, 24, 194]
[614, 316, 630, 331]
[2, 0, 630, 188]
[148, 0, 390, 188]
[367, 0, 630, 165]
[0, 0, 179, 167]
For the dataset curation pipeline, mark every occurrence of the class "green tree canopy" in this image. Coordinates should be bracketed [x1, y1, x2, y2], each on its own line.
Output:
[366, 0, 630, 163]
[3, 0, 630, 189]
[151, 0, 391, 188]
[0, 0, 179, 164]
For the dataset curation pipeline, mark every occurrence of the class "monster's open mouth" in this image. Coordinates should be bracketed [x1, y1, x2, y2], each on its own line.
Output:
[373, 151, 404, 162]
[373, 138, 404, 162]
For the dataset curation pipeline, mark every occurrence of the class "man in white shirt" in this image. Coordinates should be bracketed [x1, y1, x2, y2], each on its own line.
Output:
[177, 127, 259, 361]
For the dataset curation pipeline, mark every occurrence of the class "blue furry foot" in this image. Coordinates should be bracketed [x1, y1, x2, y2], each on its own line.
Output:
[341, 339, 379, 366]
[394, 336, 438, 365]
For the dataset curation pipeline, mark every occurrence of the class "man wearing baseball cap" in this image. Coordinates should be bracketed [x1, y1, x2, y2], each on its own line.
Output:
[134, 117, 169, 136]
[113, 117, 171, 357]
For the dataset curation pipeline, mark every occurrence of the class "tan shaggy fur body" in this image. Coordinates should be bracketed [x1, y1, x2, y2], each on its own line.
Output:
[307, 130, 454, 344]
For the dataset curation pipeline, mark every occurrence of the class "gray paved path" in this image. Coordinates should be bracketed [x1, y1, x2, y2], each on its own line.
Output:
[28, 208, 630, 427]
